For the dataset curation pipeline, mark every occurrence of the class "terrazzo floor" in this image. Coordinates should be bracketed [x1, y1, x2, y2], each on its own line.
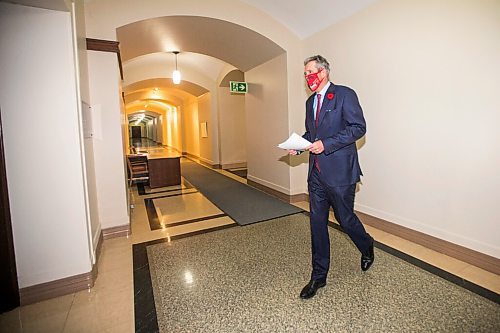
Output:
[145, 213, 500, 332]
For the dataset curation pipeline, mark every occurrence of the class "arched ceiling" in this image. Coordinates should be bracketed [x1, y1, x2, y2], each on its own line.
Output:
[116, 16, 285, 72]
[126, 102, 176, 126]
[109, 1, 378, 116]
[128, 113, 154, 125]
[118, 16, 283, 113]
[124, 78, 208, 97]
[123, 86, 198, 106]
[124, 93, 184, 108]
[127, 101, 174, 113]
[128, 110, 162, 125]
[122, 52, 234, 86]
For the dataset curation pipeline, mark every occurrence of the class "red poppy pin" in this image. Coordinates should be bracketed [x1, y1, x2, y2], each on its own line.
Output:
[327, 93, 334, 100]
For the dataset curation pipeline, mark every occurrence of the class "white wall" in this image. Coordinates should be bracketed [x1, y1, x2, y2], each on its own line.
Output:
[303, 0, 500, 258]
[87, 51, 129, 230]
[82, 124, 101, 250]
[245, 53, 292, 193]
[73, 0, 101, 260]
[0, 3, 92, 287]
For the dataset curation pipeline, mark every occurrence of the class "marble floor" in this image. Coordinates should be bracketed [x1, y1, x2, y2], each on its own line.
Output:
[0, 157, 499, 332]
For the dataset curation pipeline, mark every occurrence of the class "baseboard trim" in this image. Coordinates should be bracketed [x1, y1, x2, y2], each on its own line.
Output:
[246, 179, 291, 202]
[182, 152, 197, 160]
[357, 211, 500, 275]
[19, 231, 106, 306]
[102, 224, 129, 240]
[18, 227, 118, 306]
[95, 231, 104, 263]
[184, 154, 221, 169]
[19, 268, 95, 306]
[221, 162, 247, 170]
[245, 179, 308, 204]
[198, 156, 218, 168]
[290, 193, 309, 203]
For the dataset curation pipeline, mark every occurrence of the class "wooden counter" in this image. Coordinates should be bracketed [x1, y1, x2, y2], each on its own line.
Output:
[146, 152, 181, 188]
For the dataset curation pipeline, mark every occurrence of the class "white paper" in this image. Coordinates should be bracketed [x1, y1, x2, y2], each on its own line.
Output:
[277, 132, 311, 150]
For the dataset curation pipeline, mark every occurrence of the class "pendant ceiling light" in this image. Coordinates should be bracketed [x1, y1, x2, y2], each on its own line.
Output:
[172, 51, 181, 84]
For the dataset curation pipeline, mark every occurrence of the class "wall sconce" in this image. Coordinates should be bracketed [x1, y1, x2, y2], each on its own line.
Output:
[172, 51, 181, 84]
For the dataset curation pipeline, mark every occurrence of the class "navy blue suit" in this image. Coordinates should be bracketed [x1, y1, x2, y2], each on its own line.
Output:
[303, 83, 373, 281]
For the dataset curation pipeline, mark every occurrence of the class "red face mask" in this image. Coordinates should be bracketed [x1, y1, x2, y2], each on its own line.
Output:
[305, 69, 324, 91]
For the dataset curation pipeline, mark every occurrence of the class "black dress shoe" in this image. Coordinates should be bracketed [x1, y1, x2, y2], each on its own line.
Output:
[361, 242, 375, 271]
[299, 280, 326, 299]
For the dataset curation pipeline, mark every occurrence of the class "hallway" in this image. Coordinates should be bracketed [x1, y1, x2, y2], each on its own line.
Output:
[0, 148, 498, 332]
[2, 2, 500, 331]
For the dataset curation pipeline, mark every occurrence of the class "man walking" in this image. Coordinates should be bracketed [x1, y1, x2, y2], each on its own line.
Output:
[289, 55, 374, 299]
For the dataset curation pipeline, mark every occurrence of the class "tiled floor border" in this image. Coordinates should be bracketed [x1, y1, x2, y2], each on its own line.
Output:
[133, 212, 499, 331]
[144, 191, 229, 231]
[137, 182, 194, 196]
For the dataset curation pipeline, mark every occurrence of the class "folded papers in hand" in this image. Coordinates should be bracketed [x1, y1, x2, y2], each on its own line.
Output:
[278, 132, 311, 150]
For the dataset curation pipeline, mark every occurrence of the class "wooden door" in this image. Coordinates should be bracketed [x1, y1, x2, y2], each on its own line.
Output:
[131, 126, 142, 139]
[0, 110, 20, 313]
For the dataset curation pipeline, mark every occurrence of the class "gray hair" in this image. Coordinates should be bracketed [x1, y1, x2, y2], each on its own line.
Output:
[304, 55, 331, 74]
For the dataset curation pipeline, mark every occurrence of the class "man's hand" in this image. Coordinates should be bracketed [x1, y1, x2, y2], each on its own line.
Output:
[288, 149, 298, 155]
[306, 140, 324, 154]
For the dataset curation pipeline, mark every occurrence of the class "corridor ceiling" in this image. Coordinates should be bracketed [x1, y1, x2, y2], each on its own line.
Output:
[117, 16, 285, 72]
[118, 15, 286, 116]
[240, 0, 378, 39]
[5, 0, 68, 11]
[116, 1, 378, 121]
[12, 0, 379, 38]
[12, 0, 378, 120]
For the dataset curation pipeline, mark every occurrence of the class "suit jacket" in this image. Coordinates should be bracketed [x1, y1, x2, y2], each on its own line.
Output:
[303, 83, 366, 187]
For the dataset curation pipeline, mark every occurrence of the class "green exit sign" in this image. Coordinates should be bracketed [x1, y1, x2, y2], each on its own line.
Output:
[230, 81, 248, 93]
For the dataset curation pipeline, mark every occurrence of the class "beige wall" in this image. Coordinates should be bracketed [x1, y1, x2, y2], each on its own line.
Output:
[197, 93, 213, 164]
[302, 0, 500, 257]
[159, 115, 166, 145]
[217, 87, 246, 167]
[179, 93, 215, 164]
[182, 98, 200, 157]
[146, 122, 153, 140]
[165, 107, 182, 152]
[245, 53, 291, 193]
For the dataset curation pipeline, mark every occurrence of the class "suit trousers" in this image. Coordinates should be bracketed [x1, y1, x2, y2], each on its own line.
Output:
[308, 167, 373, 281]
